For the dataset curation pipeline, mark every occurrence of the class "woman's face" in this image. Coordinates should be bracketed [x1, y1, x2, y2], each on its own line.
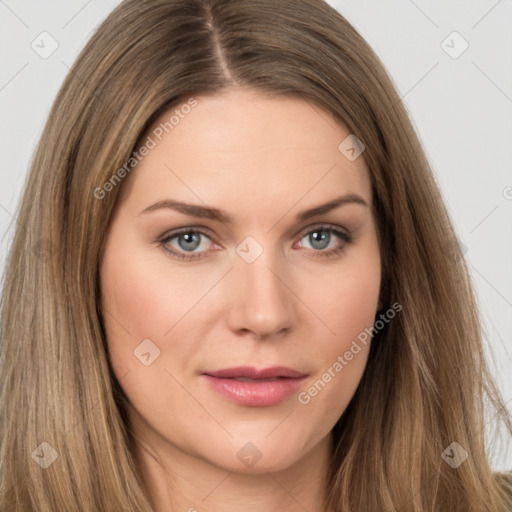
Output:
[100, 87, 381, 474]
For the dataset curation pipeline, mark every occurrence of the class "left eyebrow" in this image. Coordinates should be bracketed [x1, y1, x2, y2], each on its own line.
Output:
[138, 193, 368, 224]
[295, 193, 368, 222]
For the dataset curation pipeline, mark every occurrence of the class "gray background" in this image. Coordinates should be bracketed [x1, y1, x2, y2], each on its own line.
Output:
[0, 0, 511, 468]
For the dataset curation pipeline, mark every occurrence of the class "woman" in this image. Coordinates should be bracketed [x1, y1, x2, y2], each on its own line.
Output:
[0, 0, 510, 510]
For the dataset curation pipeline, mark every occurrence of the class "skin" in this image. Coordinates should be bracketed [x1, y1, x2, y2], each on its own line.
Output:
[99, 87, 381, 512]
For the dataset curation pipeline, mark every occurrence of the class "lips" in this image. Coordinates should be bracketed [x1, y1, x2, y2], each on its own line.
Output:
[203, 366, 307, 380]
[202, 366, 308, 407]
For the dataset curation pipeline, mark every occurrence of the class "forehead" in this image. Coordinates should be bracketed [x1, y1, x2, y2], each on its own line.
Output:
[119, 88, 372, 217]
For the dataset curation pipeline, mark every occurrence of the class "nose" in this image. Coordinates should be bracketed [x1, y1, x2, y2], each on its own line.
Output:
[225, 247, 295, 340]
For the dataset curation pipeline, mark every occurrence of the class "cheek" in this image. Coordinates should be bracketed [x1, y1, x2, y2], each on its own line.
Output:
[99, 246, 199, 428]
[296, 242, 380, 413]
[101, 239, 204, 339]
[99, 241, 224, 391]
[296, 282, 377, 432]
[99, 243, 180, 376]
[309, 243, 381, 351]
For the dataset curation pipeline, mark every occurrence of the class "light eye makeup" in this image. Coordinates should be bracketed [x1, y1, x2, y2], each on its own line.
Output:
[157, 223, 354, 262]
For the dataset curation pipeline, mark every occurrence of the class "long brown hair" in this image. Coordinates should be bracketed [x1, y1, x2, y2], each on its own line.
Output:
[1, 0, 511, 510]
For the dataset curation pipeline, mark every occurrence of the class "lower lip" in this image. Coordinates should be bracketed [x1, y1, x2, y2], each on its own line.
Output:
[202, 375, 306, 407]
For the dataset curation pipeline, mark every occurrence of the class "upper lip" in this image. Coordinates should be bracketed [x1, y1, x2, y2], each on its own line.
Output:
[203, 366, 307, 379]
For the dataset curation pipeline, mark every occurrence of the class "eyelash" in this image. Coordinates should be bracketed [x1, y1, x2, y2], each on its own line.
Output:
[158, 223, 353, 262]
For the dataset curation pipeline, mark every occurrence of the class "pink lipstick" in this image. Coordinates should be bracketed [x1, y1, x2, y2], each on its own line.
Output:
[202, 366, 307, 407]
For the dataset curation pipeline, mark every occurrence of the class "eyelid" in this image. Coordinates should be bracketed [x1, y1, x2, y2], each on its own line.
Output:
[158, 222, 353, 262]
[159, 221, 351, 239]
[160, 222, 350, 243]
[294, 222, 350, 240]
[158, 226, 220, 251]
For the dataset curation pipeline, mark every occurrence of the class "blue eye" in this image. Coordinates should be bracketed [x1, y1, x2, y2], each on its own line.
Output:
[160, 229, 213, 261]
[294, 224, 352, 259]
[159, 224, 352, 261]
[174, 231, 202, 251]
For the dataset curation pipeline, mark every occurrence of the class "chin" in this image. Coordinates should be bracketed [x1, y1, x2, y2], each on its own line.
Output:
[195, 430, 324, 476]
